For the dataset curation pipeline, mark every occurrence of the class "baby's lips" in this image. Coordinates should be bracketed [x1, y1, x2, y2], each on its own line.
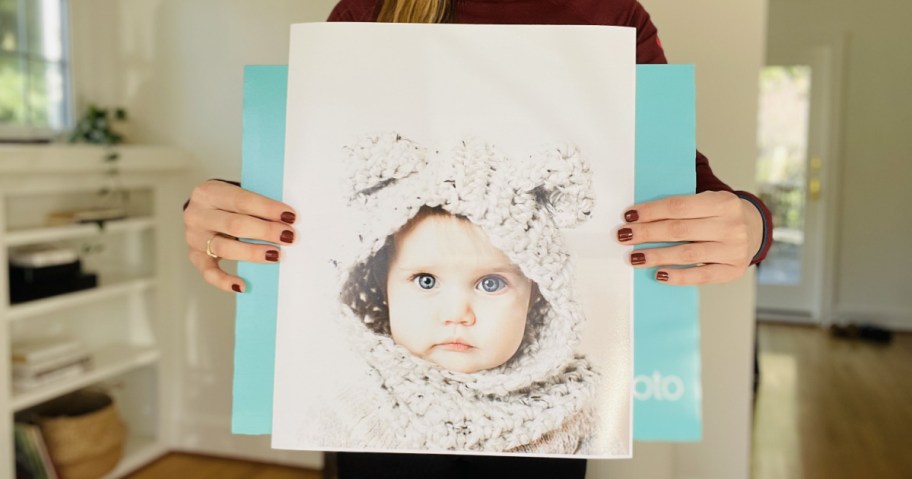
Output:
[434, 340, 475, 351]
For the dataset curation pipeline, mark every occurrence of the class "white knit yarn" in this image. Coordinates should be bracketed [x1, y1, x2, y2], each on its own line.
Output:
[331, 132, 600, 453]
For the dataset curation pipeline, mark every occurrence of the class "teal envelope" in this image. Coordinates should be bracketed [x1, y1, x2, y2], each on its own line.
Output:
[234, 65, 701, 441]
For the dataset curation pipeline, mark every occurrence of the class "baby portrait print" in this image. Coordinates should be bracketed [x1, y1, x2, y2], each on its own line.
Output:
[328, 133, 599, 453]
[272, 23, 635, 458]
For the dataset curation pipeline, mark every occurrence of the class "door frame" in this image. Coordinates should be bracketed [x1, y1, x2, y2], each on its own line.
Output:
[757, 36, 846, 325]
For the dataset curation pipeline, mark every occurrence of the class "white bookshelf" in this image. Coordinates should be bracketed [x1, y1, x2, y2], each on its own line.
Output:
[6, 278, 156, 322]
[0, 144, 188, 479]
[5, 217, 155, 247]
[9, 345, 161, 412]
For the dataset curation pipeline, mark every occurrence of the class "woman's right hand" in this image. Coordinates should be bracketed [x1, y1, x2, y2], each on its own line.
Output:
[183, 180, 297, 293]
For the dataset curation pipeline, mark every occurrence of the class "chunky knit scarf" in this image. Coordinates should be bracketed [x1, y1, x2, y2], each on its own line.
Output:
[333, 307, 599, 453]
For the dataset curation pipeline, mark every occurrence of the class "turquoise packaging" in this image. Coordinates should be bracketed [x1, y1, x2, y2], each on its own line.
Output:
[234, 65, 701, 440]
[232, 66, 286, 434]
[632, 65, 701, 440]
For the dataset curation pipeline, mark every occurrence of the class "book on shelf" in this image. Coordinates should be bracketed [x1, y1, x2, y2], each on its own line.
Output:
[46, 207, 127, 225]
[11, 337, 84, 365]
[13, 353, 93, 379]
[8, 246, 79, 269]
[13, 360, 92, 391]
[13, 422, 59, 479]
[11, 337, 93, 390]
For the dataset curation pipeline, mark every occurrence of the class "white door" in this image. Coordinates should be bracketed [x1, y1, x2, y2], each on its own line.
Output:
[755, 45, 841, 322]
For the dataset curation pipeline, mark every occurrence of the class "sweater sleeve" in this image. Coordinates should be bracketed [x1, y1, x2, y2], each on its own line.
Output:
[628, 1, 667, 65]
[327, 0, 377, 22]
[631, 1, 773, 264]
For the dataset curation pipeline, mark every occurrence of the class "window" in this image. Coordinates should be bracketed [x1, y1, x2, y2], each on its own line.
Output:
[0, 0, 70, 140]
[755, 66, 812, 285]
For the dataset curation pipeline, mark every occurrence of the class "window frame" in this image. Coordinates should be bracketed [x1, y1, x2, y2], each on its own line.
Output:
[0, 0, 73, 142]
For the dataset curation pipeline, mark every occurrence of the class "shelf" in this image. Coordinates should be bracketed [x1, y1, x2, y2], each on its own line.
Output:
[0, 144, 188, 175]
[9, 344, 160, 412]
[4, 217, 155, 247]
[1, 144, 185, 479]
[5, 278, 155, 322]
[103, 435, 167, 479]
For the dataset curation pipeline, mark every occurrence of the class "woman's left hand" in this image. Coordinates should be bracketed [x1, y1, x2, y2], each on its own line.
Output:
[617, 190, 764, 285]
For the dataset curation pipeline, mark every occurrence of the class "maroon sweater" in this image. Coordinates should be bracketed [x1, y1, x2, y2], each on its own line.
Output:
[326, 0, 773, 264]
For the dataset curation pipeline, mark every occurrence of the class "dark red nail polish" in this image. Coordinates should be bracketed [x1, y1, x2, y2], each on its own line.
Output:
[618, 228, 634, 242]
[656, 271, 670, 282]
[281, 211, 296, 224]
[232, 284, 242, 293]
[631, 252, 646, 265]
[625, 210, 639, 222]
[266, 250, 279, 262]
[280, 230, 295, 244]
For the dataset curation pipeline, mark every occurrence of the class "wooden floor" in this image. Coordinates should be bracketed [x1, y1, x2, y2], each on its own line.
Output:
[125, 323, 912, 479]
[125, 452, 322, 479]
[751, 322, 912, 479]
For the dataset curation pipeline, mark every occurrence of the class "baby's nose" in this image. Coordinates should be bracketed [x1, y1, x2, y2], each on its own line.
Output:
[439, 291, 476, 326]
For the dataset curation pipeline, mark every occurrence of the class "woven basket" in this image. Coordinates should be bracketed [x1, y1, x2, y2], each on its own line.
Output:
[36, 390, 127, 479]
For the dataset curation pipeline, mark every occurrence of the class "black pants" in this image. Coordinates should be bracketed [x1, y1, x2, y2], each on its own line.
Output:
[333, 452, 587, 479]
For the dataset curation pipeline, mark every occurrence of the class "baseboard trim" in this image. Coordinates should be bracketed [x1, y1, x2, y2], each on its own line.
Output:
[756, 309, 817, 325]
[833, 305, 912, 332]
[173, 414, 323, 469]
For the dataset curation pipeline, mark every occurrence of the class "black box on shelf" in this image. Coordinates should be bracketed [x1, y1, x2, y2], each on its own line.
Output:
[7, 247, 98, 305]
[9, 272, 98, 304]
[9, 261, 81, 284]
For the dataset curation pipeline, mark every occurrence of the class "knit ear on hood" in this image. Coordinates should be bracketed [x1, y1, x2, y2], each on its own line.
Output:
[346, 133, 429, 201]
[518, 145, 595, 228]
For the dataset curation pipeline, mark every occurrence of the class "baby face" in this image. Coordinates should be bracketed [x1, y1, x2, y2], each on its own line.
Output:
[386, 213, 533, 373]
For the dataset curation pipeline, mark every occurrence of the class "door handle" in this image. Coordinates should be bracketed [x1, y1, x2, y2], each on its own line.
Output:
[808, 157, 822, 201]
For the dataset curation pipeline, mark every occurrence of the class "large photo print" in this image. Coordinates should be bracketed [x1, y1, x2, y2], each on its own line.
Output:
[272, 23, 636, 458]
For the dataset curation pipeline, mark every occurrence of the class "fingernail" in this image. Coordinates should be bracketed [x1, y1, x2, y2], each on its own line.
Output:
[281, 211, 296, 224]
[631, 252, 646, 265]
[266, 250, 280, 262]
[618, 228, 634, 242]
[656, 271, 670, 282]
[232, 284, 242, 293]
[625, 210, 639, 222]
[280, 230, 295, 244]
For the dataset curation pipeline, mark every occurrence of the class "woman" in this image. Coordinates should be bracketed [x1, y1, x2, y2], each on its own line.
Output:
[183, 1, 772, 477]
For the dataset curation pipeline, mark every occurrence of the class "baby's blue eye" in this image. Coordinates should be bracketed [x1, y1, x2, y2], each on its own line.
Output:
[477, 276, 507, 293]
[414, 274, 437, 290]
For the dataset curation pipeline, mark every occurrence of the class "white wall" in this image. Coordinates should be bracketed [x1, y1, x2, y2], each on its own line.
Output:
[68, 0, 766, 476]
[767, 0, 912, 331]
[68, 0, 339, 468]
[589, 1, 767, 478]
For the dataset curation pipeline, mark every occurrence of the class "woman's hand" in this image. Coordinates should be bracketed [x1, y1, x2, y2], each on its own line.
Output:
[617, 190, 764, 285]
[183, 180, 297, 292]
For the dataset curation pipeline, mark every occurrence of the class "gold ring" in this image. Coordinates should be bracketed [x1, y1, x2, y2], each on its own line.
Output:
[206, 234, 221, 259]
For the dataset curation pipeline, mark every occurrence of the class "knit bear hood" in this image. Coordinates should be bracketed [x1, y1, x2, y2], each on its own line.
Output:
[333, 132, 599, 452]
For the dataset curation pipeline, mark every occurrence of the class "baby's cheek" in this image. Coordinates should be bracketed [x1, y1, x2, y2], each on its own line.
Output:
[389, 308, 434, 353]
[499, 301, 530, 342]
[388, 312, 411, 346]
[390, 328, 419, 355]
[498, 309, 529, 366]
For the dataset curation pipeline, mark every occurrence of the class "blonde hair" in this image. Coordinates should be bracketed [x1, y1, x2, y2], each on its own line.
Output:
[377, 0, 452, 23]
